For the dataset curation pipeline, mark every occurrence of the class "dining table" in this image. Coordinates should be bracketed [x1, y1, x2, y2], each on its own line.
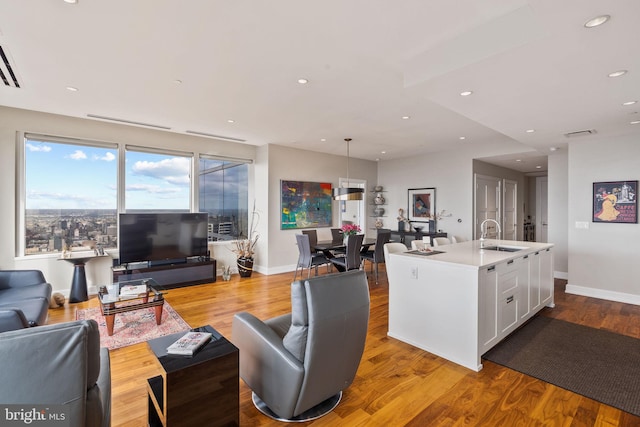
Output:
[313, 238, 377, 257]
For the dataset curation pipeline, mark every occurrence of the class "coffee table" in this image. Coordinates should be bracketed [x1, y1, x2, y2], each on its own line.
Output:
[98, 278, 165, 336]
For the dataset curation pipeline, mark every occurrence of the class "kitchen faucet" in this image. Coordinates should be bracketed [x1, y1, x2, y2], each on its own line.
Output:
[479, 218, 502, 249]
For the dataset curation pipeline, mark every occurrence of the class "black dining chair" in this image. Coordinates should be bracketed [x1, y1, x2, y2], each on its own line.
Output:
[294, 234, 331, 280]
[330, 228, 346, 254]
[330, 233, 364, 273]
[361, 230, 391, 285]
[302, 229, 321, 253]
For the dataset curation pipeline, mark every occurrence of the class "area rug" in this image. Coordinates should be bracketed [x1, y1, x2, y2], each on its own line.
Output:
[76, 302, 190, 350]
[483, 316, 640, 416]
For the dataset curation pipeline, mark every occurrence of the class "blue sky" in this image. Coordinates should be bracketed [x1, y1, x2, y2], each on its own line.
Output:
[25, 140, 190, 210]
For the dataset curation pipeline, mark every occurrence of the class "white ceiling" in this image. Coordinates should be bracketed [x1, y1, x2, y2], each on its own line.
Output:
[1, 0, 639, 174]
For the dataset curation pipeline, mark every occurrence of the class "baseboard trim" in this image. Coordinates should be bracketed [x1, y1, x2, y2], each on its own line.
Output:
[554, 271, 568, 280]
[565, 284, 640, 306]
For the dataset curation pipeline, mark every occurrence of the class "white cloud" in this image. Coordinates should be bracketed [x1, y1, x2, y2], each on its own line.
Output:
[131, 157, 190, 187]
[93, 152, 116, 162]
[126, 183, 181, 194]
[69, 150, 87, 160]
[26, 143, 52, 152]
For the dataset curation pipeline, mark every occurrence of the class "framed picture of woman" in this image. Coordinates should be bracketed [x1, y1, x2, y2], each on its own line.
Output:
[592, 181, 637, 223]
[408, 188, 435, 223]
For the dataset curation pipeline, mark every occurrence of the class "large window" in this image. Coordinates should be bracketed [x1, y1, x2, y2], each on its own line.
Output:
[21, 135, 251, 256]
[23, 135, 118, 254]
[125, 148, 191, 212]
[199, 156, 249, 240]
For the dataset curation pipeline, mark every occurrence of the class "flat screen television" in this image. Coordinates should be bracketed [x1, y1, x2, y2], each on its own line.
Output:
[118, 213, 209, 266]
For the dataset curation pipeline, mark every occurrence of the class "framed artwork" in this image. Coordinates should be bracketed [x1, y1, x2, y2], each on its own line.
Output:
[592, 181, 637, 224]
[281, 180, 333, 229]
[408, 187, 435, 222]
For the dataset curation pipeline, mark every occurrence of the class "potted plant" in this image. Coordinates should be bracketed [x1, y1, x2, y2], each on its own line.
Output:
[232, 202, 260, 278]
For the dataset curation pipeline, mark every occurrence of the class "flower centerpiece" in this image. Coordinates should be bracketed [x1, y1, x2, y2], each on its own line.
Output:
[341, 223, 361, 244]
[232, 202, 260, 277]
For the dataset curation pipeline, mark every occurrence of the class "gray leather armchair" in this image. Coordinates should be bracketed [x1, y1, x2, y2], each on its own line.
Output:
[0, 320, 111, 427]
[232, 270, 370, 421]
[0, 270, 52, 332]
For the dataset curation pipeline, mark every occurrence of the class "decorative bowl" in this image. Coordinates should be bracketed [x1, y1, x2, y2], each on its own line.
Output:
[413, 226, 424, 232]
[374, 185, 383, 192]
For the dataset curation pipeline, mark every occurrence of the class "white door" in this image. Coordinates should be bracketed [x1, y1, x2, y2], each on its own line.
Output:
[338, 178, 366, 229]
[536, 177, 548, 242]
[503, 179, 518, 240]
[474, 174, 501, 239]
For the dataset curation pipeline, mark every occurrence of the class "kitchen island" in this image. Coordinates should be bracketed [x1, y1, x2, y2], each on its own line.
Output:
[386, 239, 554, 371]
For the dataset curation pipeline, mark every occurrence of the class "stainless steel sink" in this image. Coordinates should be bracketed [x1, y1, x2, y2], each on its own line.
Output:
[481, 245, 526, 252]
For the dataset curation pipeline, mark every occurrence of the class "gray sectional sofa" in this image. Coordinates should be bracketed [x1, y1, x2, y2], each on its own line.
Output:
[0, 270, 52, 332]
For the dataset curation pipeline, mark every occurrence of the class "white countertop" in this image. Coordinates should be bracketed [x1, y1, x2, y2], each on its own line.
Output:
[395, 239, 554, 269]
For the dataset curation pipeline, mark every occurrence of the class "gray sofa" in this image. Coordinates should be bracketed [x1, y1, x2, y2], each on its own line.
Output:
[0, 319, 111, 427]
[232, 270, 370, 421]
[0, 270, 52, 332]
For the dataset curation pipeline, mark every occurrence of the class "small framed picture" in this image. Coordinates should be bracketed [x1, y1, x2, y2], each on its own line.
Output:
[592, 181, 637, 223]
[408, 187, 435, 223]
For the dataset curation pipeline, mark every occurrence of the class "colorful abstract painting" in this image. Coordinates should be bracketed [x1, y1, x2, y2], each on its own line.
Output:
[281, 180, 333, 229]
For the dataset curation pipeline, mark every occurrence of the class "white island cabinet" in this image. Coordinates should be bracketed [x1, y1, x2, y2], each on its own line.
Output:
[387, 240, 554, 371]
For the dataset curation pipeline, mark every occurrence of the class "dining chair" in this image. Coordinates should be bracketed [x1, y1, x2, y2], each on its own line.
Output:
[330, 234, 364, 273]
[294, 234, 331, 280]
[432, 237, 452, 247]
[301, 229, 320, 252]
[361, 231, 391, 284]
[330, 228, 345, 254]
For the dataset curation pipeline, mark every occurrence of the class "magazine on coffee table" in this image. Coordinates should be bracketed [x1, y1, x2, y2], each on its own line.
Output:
[166, 331, 212, 356]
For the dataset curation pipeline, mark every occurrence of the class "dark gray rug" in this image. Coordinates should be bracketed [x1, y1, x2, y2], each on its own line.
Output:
[483, 316, 640, 416]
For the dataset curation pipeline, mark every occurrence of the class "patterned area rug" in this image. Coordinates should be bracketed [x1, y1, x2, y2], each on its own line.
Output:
[76, 302, 190, 350]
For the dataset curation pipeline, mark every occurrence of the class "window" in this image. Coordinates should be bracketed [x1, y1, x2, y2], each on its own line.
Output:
[23, 135, 118, 255]
[125, 148, 192, 211]
[21, 135, 251, 256]
[199, 156, 249, 240]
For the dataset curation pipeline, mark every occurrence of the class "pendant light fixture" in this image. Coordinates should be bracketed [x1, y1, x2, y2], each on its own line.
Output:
[332, 138, 364, 201]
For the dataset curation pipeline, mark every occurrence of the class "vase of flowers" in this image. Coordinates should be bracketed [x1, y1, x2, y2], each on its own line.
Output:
[341, 223, 361, 245]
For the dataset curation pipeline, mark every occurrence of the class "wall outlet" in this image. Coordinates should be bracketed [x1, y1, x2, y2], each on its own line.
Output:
[410, 266, 418, 279]
[575, 221, 589, 229]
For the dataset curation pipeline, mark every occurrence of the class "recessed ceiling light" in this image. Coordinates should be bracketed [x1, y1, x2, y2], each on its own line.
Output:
[584, 15, 610, 28]
[63, 0, 77, 3]
[536, 165, 542, 169]
[173, 79, 182, 84]
[320, 138, 326, 142]
[402, 116, 410, 120]
[622, 101, 637, 106]
[65, 86, 78, 92]
[525, 129, 535, 133]
[227, 119, 235, 123]
[459, 136, 466, 140]
[460, 90, 473, 96]
[297, 78, 308, 84]
[631, 120, 640, 125]
[608, 70, 628, 78]
[515, 159, 522, 162]
[375, 158, 380, 161]
[550, 147, 558, 152]
[381, 151, 386, 154]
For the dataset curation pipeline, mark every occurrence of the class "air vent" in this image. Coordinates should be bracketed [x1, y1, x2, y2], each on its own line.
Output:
[0, 45, 21, 88]
[564, 129, 597, 138]
[185, 130, 246, 143]
[86, 114, 171, 130]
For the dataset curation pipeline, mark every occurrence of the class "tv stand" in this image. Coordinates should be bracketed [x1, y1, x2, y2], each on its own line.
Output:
[113, 259, 216, 289]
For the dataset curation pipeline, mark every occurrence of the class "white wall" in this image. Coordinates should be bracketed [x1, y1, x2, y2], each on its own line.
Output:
[264, 144, 378, 274]
[548, 151, 568, 277]
[566, 135, 640, 304]
[0, 106, 256, 295]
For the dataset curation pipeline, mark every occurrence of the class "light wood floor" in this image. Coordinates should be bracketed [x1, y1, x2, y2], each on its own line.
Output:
[48, 266, 640, 426]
